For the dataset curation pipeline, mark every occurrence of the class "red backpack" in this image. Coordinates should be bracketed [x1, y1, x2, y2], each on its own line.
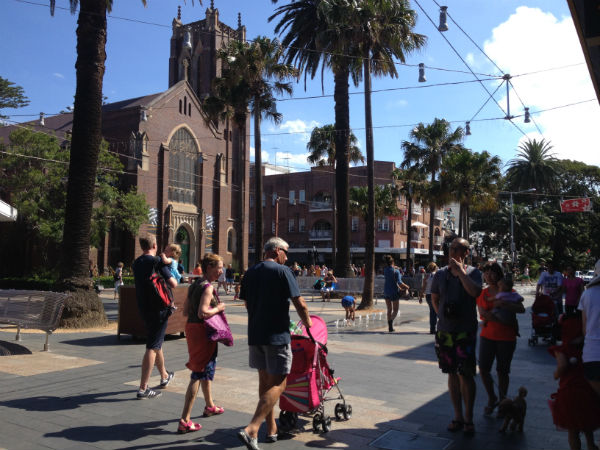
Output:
[149, 263, 174, 309]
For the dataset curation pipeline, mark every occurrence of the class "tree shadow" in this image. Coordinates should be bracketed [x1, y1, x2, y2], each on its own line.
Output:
[60, 333, 184, 347]
[1, 391, 131, 412]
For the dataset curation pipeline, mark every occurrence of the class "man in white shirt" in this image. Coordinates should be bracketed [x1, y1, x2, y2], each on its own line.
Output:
[537, 261, 564, 314]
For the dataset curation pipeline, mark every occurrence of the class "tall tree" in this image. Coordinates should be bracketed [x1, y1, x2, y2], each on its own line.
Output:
[354, 0, 426, 306]
[505, 138, 560, 194]
[0, 76, 29, 119]
[401, 118, 464, 258]
[204, 37, 296, 264]
[306, 124, 363, 269]
[270, 0, 363, 277]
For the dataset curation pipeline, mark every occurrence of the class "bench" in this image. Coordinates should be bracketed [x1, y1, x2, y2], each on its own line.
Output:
[294, 276, 384, 304]
[0, 290, 68, 351]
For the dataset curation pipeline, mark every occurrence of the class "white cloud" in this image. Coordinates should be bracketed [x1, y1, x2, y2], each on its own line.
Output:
[465, 52, 476, 67]
[484, 6, 600, 166]
[275, 151, 310, 169]
[385, 98, 408, 110]
[277, 119, 320, 145]
[53, 72, 64, 79]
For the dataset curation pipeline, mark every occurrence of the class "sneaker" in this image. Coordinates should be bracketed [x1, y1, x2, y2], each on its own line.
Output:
[160, 371, 174, 388]
[137, 388, 162, 399]
[238, 430, 260, 450]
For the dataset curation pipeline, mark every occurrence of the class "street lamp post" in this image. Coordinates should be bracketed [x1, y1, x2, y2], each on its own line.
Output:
[506, 188, 536, 267]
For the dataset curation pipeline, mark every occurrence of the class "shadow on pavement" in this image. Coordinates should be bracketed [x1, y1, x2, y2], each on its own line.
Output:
[0, 340, 33, 356]
[2, 391, 131, 412]
[60, 333, 185, 347]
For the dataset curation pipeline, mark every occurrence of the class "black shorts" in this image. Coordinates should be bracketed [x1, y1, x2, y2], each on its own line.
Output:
[143, 309, 171, 350]
[583, 361, 600, 382]
[478, 336, 516, 375]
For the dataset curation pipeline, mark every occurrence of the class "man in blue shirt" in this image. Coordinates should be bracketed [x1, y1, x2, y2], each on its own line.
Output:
[238, 237, 312, 450]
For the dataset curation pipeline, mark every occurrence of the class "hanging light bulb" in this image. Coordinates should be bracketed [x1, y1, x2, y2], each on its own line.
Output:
[438, 6, 449, 32]
[524, 107, 531, 123]
[183, 27, 192, 50]
[39, 112, 45, 126]
[418, 63, 426, 82]
[465, 121, 471, 135]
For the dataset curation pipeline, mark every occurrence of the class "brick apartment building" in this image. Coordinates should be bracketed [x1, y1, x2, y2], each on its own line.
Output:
[249, 160, 445, 269]
[0, 5, 250, 275]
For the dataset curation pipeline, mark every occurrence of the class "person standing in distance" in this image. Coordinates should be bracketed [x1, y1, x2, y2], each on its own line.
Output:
[133, 233, 177, 399]
[431, 238, 482, 435]
[237, 237, 312, 450]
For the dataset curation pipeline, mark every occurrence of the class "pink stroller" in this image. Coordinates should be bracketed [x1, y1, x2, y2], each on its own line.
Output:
[528, 293, 558, 346]
[279, 315, 351, 433]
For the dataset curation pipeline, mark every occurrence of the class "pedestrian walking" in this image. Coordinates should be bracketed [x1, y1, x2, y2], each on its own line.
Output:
[383, 255, 409, 332]
[537, 261, 564, 315]
[113, 261, 124, 300]
[237, 237, 312, 450]
[563, 266, 584, 315]
[431, 238, 482, 435]
[225, 264, 235, 294]
[578, 259, 600, 398]
[422, 262, 438, 334]
[132, 234, 177, 399]
[177, 253, 228, 434]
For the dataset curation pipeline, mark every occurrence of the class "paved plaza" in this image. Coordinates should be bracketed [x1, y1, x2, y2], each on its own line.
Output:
[0, 286, 596, 450]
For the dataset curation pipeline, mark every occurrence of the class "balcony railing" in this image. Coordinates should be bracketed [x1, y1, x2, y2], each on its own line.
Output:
[434, 211, 444, 221]
[309, 200, 333, 211]
[309, 229, 333, 240]
[434, 236, 443, 246]
[410, 231, 422, 242]
[411, 205, 422, 215]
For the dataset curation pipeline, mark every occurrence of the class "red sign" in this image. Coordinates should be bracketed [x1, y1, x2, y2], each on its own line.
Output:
[560, 198, 592, 213]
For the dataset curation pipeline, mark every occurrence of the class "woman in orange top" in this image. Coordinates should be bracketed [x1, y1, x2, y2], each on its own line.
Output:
[476, 262, 525, 416]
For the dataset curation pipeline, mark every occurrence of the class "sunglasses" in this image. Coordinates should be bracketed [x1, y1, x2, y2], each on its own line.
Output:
[279, 248, 289, 255]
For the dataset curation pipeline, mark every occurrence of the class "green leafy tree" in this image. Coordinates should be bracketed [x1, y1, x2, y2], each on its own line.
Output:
[401, 118, 464, 257]
[270, 0, 364, 277]
[350, 184, 399, 220]
[0, 76, 29, 119]
[505, 138, 560, 194]
[204, 36, 296, 263]
[0, 128, 148, 278]
[306, 124, 364, 166]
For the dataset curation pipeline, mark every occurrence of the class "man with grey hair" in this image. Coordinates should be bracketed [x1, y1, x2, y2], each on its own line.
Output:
[238, 237, 312, 450]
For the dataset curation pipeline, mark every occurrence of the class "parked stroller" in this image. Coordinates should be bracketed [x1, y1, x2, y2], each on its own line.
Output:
[528, 293, 558, 346]
[279, 315, 351, 433]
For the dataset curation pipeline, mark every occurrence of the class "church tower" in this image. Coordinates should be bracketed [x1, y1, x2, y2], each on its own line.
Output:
[168, 2, 247, 99]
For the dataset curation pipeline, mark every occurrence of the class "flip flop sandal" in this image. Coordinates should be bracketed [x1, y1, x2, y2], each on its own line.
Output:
[177, 419, 201, 434]
[447, 420, 464, 432]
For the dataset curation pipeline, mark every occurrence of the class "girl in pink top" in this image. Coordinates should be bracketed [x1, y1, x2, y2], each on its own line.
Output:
[563, 267, 584, 315]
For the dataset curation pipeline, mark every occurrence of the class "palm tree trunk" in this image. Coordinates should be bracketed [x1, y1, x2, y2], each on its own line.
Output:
[458, 203, 463, 237]
[428, 172, 435, 259]
[361, 57, 375, 308]
[253, 106, 264, 264]
[407, 194, 413, 267]
[333, 66, 353, 278]
[57, 0, 108, 327]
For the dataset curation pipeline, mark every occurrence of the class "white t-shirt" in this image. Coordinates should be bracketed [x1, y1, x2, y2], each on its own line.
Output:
[425, 272, 436, 295]
[537, 270, 563, 297]
[578, 283, 600, 363]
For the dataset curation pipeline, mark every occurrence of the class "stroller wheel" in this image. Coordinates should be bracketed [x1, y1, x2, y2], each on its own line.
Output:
[343, 404, 352, 420]
[322, 415, 332, 433]
[335, 403, 345, 421]
[313, 413, 322, 433]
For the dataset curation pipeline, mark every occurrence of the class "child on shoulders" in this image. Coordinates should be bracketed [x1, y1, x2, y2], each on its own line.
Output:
[160, 243, 182, 284]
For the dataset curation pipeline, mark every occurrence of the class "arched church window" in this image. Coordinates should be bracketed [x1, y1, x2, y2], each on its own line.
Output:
[168, 127, 199, 204]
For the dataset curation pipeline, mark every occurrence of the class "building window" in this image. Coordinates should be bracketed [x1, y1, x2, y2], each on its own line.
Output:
[249, 221, 254, 234]
[288, 219, 295, 232]
[249, 194, 254, 207]
[262, 194, 266, 207]
[299, 218, 306, 232]
[351, 216, 359, 232]
[272, 221, 276, 234]
[377, 217, 390, 231]
[289, 190, 295, 205]
[227, 228, 235, 253]
[299, 190, 305, 203]
[272, 192, 278, 206]
[168, 127, 199, 204]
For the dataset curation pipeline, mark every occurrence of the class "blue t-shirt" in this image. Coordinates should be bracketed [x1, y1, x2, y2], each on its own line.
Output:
[239, 260, 301, 346]
[383, 266, 403, 298]
[133, 254, 173, 313]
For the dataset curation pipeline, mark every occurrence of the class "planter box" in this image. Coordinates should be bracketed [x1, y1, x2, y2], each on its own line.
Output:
[118, 285, 189, 340]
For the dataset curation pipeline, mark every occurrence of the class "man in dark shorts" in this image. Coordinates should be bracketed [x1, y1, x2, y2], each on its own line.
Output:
[133, 234, 177, 399]
[431, 237, 482, 434]
[237, 237, 312, 450]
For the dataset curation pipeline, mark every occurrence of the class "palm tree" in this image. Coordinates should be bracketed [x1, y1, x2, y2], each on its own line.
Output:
[48, 0, 157, 326]
[204, 37, 296, 264]
[401, 118, 464, 258]
[355, 0, 426, 305]
[306, 124, 364, 269]
[270, 0, 363, 277]
[505, 138, 560, 194]
[441, 148, 501, 239]
[349, 184, 400, 222]
[392, 166, 426, 266]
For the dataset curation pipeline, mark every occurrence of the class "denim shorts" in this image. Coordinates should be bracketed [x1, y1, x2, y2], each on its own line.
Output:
[143, 309, 171, 350]
[478, 336, 517, 375]
[249, 344, 292, 375]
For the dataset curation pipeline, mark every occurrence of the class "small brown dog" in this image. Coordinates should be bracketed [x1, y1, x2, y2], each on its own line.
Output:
[498, 386, 527, 432]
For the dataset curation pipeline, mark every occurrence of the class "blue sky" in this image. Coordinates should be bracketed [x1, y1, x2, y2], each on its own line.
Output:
[2, 0, 599, 170]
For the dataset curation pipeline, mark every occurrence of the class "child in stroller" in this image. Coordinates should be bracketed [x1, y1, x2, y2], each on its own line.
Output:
[528, 293, 559, 346]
